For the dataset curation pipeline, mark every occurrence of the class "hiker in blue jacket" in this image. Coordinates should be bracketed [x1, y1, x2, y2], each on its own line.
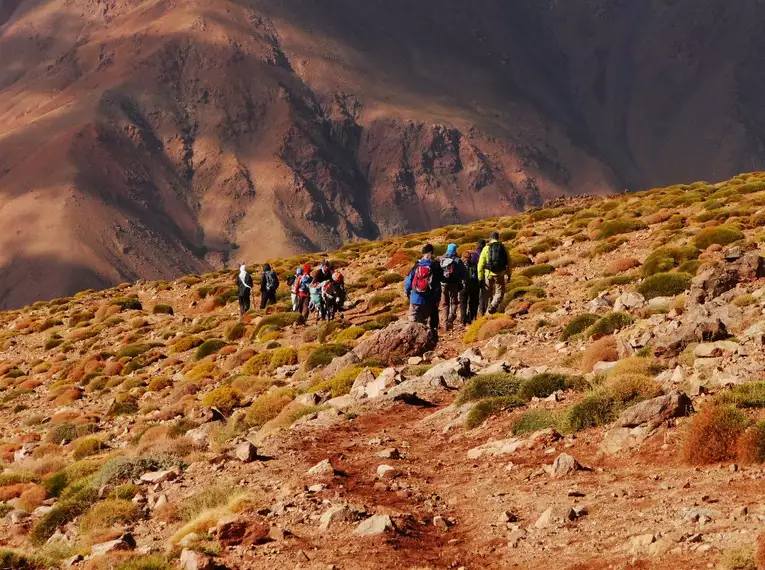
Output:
[439, 243, 468, 331]
[404, 244, 443, 332]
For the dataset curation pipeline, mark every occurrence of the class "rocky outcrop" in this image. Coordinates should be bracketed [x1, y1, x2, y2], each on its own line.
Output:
[353, 322, 437, 364]
[615, 391, 693, 430]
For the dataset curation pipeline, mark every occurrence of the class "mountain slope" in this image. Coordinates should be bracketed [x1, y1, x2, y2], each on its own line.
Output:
[2, 0, 765, 308]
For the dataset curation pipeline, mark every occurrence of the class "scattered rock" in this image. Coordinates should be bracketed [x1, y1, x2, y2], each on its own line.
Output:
[307, 459, 336, 477]
[180, 548, 217, 570]
[408, 356, 424, 365]
[432, 515, 449, 531]
[467, 438, 525, 459]
[507, 528, 526, 547]
[548, 453, 586, 478]
[420, 357, 472, 389]
[534, 506, 577, 528]
[614, 291, 646, 312]
[233, 440, 258, 463]
[377, 448, 401, 459]
[319, 505, 356, 531]
[90, 534, 136, 557]
[376, 465, 400, 480]
[353, 514, 395, 536]
[615, 391, 693, 429]
[694, 341, 741, 358]
[140, 467, 180, 484]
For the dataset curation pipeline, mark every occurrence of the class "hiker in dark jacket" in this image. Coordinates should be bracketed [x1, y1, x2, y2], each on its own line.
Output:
[312, 260, 333, 285]
[260, 263, 279, 309]
[404, 244, 443, 332]
[460, 250, 480, 325]
[236, 264, 253, 316]
[439, 243, 468, 331]
[474, 239, 488, 316]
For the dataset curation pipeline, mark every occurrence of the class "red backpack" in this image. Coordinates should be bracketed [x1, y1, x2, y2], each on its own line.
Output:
[412, 263, 433, 294]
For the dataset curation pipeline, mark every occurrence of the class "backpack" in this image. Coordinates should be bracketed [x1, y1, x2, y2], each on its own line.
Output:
[467, 261, 479, 282]
[486, 242, 508, 273]
[287, 275, 296, 287]
[265, 271, 277, 291]
[299, 276, 310, 294]
[440, 257, 458, 283]
[412, 263, 434, 295]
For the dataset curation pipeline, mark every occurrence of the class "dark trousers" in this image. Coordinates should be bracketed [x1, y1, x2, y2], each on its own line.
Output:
[460, 285, 480, 324]
[409, 301, 439, 332]
[441, 286, 461, 330]
[260, 289, 277, 309]
[478, 284, 488, 316]
[238, 294, 251, 316]
[297, 296, 310, 320]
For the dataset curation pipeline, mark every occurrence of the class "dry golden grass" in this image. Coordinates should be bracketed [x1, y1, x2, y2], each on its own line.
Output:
[581, 336, 619, 373]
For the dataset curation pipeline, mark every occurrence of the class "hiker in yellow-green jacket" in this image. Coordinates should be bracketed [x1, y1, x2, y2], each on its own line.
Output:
[477, 231, 510, 314]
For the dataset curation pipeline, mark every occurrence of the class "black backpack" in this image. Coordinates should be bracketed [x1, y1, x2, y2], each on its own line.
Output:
[265, 271, 278, 291]
[486, 242, 509, 273]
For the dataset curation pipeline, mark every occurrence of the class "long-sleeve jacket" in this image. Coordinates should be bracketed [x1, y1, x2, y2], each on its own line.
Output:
[404, 258, 443, 305]
[478, 239, 510, 281]
[236, 272, 253, 297]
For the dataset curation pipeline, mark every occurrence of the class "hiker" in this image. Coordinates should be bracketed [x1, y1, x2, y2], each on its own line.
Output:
[260, 263, 279, 309]
[312, 260, 333, 285]
[295, 263, 313, 320]
[439, 243, 467, 331]
[287, 268, 301, 311]
[460, 249, 480, 325]
[478, 231, 510, 314]
[404, 244, 443, 332]
[235, 264, 253, 316]
[474, 239, 488, 316]
[323, 272, 345, 320]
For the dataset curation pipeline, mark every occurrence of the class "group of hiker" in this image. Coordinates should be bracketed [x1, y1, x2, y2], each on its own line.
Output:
[235, 229, 510, 334]
[235, 260, 345, 320]
[404, 231, 509, 333]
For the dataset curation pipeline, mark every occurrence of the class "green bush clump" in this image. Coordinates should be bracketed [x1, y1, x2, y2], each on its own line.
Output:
[519, 264, 554, 278]
[585, 312, 634, 340]
[518, 373, 570, 401]
[369, 292, 398, 308]
[46, 422, 99, 444]
[597, 219, 647, 239]
[72, 437, 107, 460]
[509, 251, 533, 268]
[465, 396, 524, 429]
[194, 339, 228, 361]
[693, 225, 744, 249]
[715, 382, 765, 408]
[108, 394, 139, 416]
[306, 344, 349, 370]
[456, 373, 521, 405]
[31, 486, 98, 543]
[0, 550, 47, 569]
[379, 273, 404, 285]
[561, 313, 600, 341]
[243, 351, 273, 375]
[561, 392, 617, 432]
[252, 312, 301, 337]
[225, 322, 246, 341]
[152, 304, 174, 315]
[677, 260, 702, 275]
[333, 326, 365, 343]
[642, 246, 699, 276]
[80, 499, 142, 532]
[169, 336, 202, 354]
[511, 410, 558, 436]
[117, 343, 150, 359]
[637, 272, 692, 299]
[110, 298, 143, 311]
[245, 388, 296, 428]
[94, 454, 180, 486]
[269, 347, 298, 370]
[201, 386, 243, 413]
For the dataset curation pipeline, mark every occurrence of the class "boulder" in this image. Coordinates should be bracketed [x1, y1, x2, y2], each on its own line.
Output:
[482, 333, 513, 359]
[353, 321, 437, 364]
[614, 291, 646, 312]
[688, 266, 741, 305]
[351, 367, 399, 400]
[294, 392, 323, 407]
[322, 351, 361, 379]
[319, 505, 356, 531]
[548, 453, 585, 478]
[215, 515, 269, 546]
[376, 465, 400, 480]
[534, 506, 577, 528]
[731, 251, 765, 281]
[467, 438, 525, 459]
[233, 440, 258, 463]
[599, 425, 655, 454]
[180, 548, 217, 570]
[140, 467, 180, 484]
[615, 391, 693, 429]
[90, 534, 136, 557]
[420, 357, 472, 389]
[306, 459, 336, 477]
[353, 514, 395, 536]
[694, 341, 741, 358]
